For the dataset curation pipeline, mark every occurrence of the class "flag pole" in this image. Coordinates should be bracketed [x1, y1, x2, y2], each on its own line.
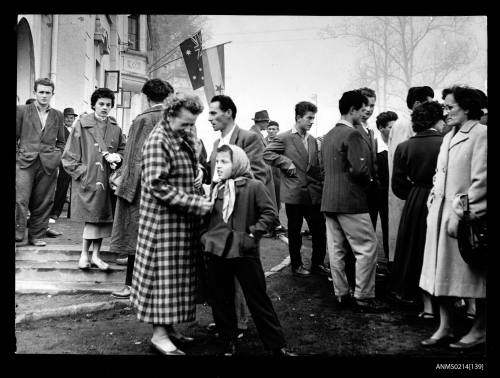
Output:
[147, 30, 202, 74]
[148, 41, 232, 75]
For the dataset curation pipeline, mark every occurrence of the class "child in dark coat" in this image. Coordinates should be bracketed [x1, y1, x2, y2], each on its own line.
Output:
[201, 144, 295, 357]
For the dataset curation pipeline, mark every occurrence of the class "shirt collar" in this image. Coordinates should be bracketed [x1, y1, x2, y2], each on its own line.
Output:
[35, 102, 51, 113]
[220, 123, 236, 142]
[292, 124, 308, 137]
[337, 119, 354, 128]
[94, 113, 108, 122]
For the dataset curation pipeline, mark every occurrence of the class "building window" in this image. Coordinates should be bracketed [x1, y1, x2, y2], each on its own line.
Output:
[95, 60, 101, 88]
[128, 15, 139, 51]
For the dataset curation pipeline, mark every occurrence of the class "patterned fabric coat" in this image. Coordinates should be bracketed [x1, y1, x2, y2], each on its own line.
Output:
[130, 120, 207, 325]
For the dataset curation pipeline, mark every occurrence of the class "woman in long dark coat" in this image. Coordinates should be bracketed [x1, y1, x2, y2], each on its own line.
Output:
[110, 79, 173, 299]
[390, 101, 444, 317]
[130, 92, 212, 355]
[62, 88, 125, 271]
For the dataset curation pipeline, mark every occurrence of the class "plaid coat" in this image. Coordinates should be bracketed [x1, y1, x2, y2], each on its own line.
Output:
[130, 120, 207, 324]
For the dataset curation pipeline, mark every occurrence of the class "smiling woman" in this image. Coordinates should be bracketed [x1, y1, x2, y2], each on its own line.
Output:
[130, 91, 213, 355]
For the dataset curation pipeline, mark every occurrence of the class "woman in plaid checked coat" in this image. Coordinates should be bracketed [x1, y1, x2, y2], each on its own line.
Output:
[130, 93, 212, 355]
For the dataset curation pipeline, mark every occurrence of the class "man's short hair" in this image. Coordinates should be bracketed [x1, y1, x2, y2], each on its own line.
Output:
[165, 91, 204, 119]
[142, 79, 173, 102]
[442, 85, 483, 120]
[339, 91, 368, 115]
[406, 86, 434, 110]
[25, 98, 36, 105]
[90, 88, 115, 109]
[268, 120, 279, 128]
[375, 111, 398, 129]
[211, 95, 237, 119]
[34, 78, 55, 93]
[357, 87, 376, 100]
[295, 101, 317, 118]
[411, 101, 444, 132]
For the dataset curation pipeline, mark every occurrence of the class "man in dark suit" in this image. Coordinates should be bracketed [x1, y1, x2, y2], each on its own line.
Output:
[355, 87, 379, 229]
[264, 101, 328, 278]
[321, 90, 386, 312]
[249, 110, 270, 145]
[47, 107, 78, 236]
[265, 121, 286, 235]
[16, 78, 65, 246]
[249, 110, 280, 237]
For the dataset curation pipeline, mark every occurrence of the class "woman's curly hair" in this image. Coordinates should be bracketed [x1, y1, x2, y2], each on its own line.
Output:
[411, 101, 443, 132]
[164, 91, 204, 119]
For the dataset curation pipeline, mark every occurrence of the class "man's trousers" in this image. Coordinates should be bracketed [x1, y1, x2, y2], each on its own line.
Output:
[285, 204, 327, 270]
[16, 159, 58, 241]
[207, 255, 285, 350]
[50, 163, 71, 219]
[325, 213, 377, 299]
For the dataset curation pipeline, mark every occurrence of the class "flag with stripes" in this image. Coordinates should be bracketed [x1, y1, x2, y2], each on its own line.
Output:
[180, 31, 204, 90]
[202, 44, 225, 102]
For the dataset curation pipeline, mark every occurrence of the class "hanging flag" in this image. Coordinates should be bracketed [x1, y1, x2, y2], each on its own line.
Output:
[202, 43, 225, 102]
[179, 31, 204, 90]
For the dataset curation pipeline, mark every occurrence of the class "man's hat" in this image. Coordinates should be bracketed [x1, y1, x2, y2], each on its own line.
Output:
[63, 107, 78, 116]
[252, 110, 270, 121]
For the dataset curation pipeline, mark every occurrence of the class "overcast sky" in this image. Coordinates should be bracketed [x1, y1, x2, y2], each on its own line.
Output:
[193, 15, 361, 153]
[193, 15, 486, 155]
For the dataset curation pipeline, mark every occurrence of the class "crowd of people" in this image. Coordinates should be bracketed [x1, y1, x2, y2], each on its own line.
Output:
[16, 76, 487, 355]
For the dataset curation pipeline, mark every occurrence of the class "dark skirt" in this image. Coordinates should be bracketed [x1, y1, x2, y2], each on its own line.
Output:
[390, 185, 431, 301]
[110, 195, 140, 256]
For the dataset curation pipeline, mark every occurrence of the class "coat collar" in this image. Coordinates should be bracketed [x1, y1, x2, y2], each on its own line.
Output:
[412, 129, 442, 138]
[80, 113, 118, 128]
[141, 105, 164, 116]
[449, 120, 480, 150]
[228, 124, 241, 145]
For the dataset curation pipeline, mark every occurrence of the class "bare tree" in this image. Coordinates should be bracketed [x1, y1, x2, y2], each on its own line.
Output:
[147, 15, 209, 86]
[320, 16, 485, 111]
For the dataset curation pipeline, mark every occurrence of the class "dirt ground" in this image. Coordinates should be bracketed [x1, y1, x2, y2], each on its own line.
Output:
[15, 269, 485, 357]
[13, 209, 488, 375]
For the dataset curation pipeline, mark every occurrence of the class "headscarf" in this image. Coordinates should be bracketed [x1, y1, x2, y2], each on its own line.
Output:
[211, 144, 253, 223]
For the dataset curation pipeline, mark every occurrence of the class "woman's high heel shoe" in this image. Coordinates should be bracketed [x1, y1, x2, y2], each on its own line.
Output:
[91, 256, 110, 271]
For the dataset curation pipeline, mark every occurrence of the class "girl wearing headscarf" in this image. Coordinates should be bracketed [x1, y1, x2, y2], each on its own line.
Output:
[201, 144, 295, 357]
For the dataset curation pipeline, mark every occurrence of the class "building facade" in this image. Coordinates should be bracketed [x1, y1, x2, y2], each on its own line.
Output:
[17, 14, 150, 136]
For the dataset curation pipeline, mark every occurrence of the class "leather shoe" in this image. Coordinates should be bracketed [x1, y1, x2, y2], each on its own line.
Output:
[222, 341, 238, 356]
[150, 340, 185, 355]
[292, 265, 311, 277]
[111, 285, 131, 299]
[273, 347, 297, 357]
[168, 333, 195, 343]
[449, 336, 485, 349]
[116, 257, 128, 266]
[355, 298, 389, 313]
[29, 239, 46, 247]
[46, 228, 62, 237]
[421, 335, 456, 347]
[311, 264, 330, 276]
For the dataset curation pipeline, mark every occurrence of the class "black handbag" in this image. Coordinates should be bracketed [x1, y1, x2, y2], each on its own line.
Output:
[457, 196, 487, 268]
